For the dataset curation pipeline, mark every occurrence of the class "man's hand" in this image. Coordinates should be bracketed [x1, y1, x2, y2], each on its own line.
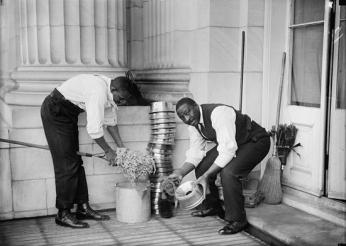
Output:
[167, 172, 183, 184]
[105, 148, 117, 166]
[196, 174, 209, 198]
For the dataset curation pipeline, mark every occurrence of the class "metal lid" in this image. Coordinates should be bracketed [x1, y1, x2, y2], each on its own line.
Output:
[149, 112, 176, 120]
[150, 139, 175, 145]
[147, 143, 174, 150]
[151, 128, 176, 135]
[150, 101, 175, 113]
[148, 148, 173, 155]
[150, 118, 176, 125]
[151, 123, 176, 130]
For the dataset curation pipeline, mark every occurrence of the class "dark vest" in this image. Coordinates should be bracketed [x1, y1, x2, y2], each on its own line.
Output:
[195, 104, 268, 145]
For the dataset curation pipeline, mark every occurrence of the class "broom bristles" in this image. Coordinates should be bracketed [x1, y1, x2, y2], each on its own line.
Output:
[259, 156, 283, 204]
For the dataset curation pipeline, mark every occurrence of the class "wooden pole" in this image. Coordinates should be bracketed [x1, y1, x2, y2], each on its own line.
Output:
[0, 137, 95, 158]
[239, 31, 245, 112]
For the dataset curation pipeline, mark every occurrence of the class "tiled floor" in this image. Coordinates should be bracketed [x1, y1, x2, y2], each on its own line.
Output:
[0, 210, 267, 246]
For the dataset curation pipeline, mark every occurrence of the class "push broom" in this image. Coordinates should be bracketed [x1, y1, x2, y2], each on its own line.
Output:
[0, 137, 107, 160]
[258, 52, 286, 204]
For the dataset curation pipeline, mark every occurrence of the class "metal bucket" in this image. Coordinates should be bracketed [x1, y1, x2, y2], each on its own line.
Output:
[115, 182, 151, 223]
[175, 181, 205, 210]
[150, 101, 174, 113]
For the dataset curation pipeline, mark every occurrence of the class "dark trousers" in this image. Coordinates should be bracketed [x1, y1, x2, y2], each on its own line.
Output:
[195, 128, 270, 222]
[41, 89, 88, 210]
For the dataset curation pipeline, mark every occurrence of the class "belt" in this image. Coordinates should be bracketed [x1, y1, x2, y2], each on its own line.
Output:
[49, 88, 84, 115]
[251, 131, 270, 142]
[249, 121, 270, 142]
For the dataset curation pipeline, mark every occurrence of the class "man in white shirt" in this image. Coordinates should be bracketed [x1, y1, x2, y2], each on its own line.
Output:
[169, 97, 270, 235]
[41, 74, 137, 229]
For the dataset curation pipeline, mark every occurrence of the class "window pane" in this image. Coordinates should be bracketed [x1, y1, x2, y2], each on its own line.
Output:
[342, 5, 346, 19]
[294, 0, 325, 24]
[337, 7, 346, 109]
[291, 25, 324, 107]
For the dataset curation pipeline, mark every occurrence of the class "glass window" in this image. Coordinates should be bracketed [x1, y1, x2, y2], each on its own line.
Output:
[294, 0, 325, 24]
[290, 0, 325, 107]
[337, 6, 346, 109]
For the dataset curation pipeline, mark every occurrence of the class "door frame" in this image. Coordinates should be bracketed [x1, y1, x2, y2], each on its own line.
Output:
[262, 0, 333, 196]
[326, 0, 346, 199]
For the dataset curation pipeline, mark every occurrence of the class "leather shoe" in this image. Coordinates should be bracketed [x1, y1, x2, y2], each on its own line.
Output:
[218, 219, 248, 235]
[55, 210, 89, 229]
[76, 203, 110, 221]
[191, 205, 225, 219]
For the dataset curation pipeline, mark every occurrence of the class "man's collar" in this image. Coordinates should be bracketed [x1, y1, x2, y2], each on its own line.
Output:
[95, 74, 117, 108]
[105, 77, 113, 102]
[198, 105, 204, 126]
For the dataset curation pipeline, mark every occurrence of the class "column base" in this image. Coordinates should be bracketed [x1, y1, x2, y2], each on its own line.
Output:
[134, 68, 193, 103]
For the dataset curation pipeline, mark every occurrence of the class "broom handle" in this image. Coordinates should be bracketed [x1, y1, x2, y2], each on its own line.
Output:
[239, 31, 245, 113]
[274, 52, 286, 155]
[0, 137, 95, 158]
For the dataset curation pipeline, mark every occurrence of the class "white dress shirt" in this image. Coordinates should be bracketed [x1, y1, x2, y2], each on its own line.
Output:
[185, 105, 238, 168]
[57, 74, 117, 139]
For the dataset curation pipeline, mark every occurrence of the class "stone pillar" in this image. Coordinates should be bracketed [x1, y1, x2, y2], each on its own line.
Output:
[128, 0, 193, 102]
[0, 122, 12, 220]
[189, 0, 264, 120]
[0, 0, 130, 220]
[240, 0, 265, 122]
[5, 0, 128, 106]
[142, 0, 190, 69]
[0, 0, 17, 220]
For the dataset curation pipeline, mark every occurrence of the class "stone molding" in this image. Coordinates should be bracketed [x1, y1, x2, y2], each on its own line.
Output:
[133, 68, 192, 103]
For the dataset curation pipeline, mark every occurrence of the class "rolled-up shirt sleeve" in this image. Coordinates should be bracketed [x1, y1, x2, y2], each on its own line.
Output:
[103, 106, 117, 126]
[212, 106, 238, 168]
[185, 126, 207, 167]
[85, 93, 107, 139]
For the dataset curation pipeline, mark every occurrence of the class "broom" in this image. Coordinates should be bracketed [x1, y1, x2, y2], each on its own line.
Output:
[258, 52, 286, 205]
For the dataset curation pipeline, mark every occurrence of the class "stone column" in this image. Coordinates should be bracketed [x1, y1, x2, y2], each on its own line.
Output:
[0, 0, 129, 220]
[189, 0, 265, 120]
[240, 0, 265, 122]
[128, 0, 193, 102]
[5, 0, 128, 106]
[0, 0, 17, 220]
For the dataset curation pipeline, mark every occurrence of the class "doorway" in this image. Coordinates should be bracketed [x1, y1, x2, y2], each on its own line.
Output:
[326, 0, 346, 200]
[281, 0, 345, 201]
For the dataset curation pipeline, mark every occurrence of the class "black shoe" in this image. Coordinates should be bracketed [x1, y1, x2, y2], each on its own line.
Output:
[76, 203, 110, 221]
[191, 205, 225, 219]
[218, 219, 248, 235]
[55, 210, 89, 229]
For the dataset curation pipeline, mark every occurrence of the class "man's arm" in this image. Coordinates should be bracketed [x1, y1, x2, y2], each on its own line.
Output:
[168, 126, 206, 182]
[106, 125, 125, 148]
[94, 136, 113, 152]
[195, 163, 222, 198]
[211, 106, 237, 168]
[201, 163, 222, 179]
[170, 162, 195, 182]
[196, 106, 237, 191]
[94, 136, 116, 165]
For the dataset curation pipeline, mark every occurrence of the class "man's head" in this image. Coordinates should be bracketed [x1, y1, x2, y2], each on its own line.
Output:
[176, 97, 200, 127]
[110, 76, 150, 106]
[110, 76, 132, 105]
